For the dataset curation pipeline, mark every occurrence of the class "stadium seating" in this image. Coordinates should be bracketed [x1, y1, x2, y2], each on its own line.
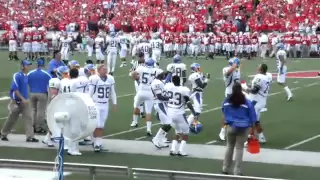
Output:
[0, 0, 319, 32]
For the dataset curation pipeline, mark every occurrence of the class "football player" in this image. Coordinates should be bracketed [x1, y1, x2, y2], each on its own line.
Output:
[59, 32, 73, 64]
[78, 60, 94, 77]
[105, 32, 118, 75]
[165, 75, 197, 156]
[42, 66, 70, 148]
[186, 63, 210, 126]
[95, 32, 105, 64]
[118, 31, 130, 68]
[138, 38, 151, 60]
[88, 64, 117, 152]
[67, 68, 83, 155]
[130, 58, 157, 135]
[276, 43, 293, 101]
[151, 70, 171, 148]
[165, 55, 187, 85]
[242, 64, 270, 143]
[129, 52, 146, 126]
[219, 57, 241, 141]
[150, 33, 163, 67]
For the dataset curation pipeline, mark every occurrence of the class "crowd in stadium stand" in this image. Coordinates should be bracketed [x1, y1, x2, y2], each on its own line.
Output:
[0, 0, 319, 33]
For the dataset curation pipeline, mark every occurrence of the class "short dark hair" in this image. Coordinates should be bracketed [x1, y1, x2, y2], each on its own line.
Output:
[260, 63, 268, 74]
[172, 75, 180, 86]
[69, 68, 79, 79]
[86, 59, 93, 64]
[229, 82, 245, 107]
[53, 50, 60, 58]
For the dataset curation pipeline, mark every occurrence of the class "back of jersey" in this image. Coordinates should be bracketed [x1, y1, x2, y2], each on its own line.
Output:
[136, 66, 157, 91]
[59, 78, 72, 94]
[165, 83, 190, 114]
[151, 79, 165, 102]
[107, 37, 118, 51]
[151, 39, 162, 51]
[70, 76, 88, 93]
[250, 74, 270, 99]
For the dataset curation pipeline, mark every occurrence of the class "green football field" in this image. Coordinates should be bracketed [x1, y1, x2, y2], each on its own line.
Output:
[0, 51, 320, 180]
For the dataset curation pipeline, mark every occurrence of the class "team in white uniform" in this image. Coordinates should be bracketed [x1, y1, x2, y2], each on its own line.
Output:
[130, 58, 159, 135]
[276, 43, 293, 101]
[150, 34, 163, 66]
[166, 55, 187, 86]
[106, 32, 119, 75]
[219, 58, 241, 141]
[94, 33, 105, 64]
[59, 32, 73, 64]
[88, 64, 117, 152]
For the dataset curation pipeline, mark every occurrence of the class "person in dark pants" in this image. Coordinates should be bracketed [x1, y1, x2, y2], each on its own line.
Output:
[28, 58, 52, 133]
[1, 60, 39, 142]
[221, 82, 257, 175]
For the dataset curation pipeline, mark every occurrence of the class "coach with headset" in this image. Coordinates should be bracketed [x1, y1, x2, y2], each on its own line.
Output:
[1, 60, 39, 142]
[28, 58, 52, 133]
[221, 82, 257, 175]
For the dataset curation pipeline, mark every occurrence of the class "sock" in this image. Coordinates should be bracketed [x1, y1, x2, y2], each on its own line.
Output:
[107, 59, 111, 72]
[154, 128, 164, 141]
[146, 121, 152, 132]
[220, 127, 225, 134]
[179, 140, 187, 152]
[258, 132, 265, 139]
[171, 140, 178, 152]
[133, 114, 138, 123]
[45, 133, 50, 141]
[94, 137, 98, 146]
[187, 114, 194, 125]
[284, 86, 292, 97]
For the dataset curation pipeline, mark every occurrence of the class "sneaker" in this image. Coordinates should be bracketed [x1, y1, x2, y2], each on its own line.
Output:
[26, 137, 39, 142]
[130, 122, 138, 128]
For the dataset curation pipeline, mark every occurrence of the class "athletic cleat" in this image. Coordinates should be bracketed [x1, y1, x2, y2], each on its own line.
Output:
[94, 145, 101, 152]
[177, 151, 188, 157]
[147, 131, 152, 136]
[152, 139, 162, 149]
[219, 132, 226, 141]
[42, 140, 54, 147]
[67, 151, 82, 156]
[169, 151, 177, 156]
[287, 96, 293, 101]
[130, 122, 138, 128]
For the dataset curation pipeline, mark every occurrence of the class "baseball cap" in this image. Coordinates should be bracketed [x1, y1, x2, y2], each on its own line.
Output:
[21, 59, 32, 67]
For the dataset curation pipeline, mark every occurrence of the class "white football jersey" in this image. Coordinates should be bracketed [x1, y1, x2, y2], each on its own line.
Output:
[249, 73, 271, 100]
[188, 72, 205, 91]
[138, 42, 151, 54]
[151, 78, 165, 103]
[89, 75, 115, 103]
[223, 66, 241, 95]
[150, 39, 162, 51]
[118, 35, 128, 50]
[276, 50, 287, 67]
[191, 37, 200, 45]
[78, 67, 86, 77]
[164, 83, 191, 114]
[95, 37, 105, 50]
[70, 76, 89, 93]
[59, 78, 73, 93]
[106, 36, 118, 52]
[167, 63, 187, 78]
[135, 66, 157, 91]
[60, 37, 72, 49]
[48, 78, 61, 89]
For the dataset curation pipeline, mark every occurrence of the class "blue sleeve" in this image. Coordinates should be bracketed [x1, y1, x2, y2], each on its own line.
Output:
[247, 100, 257, 125]
[164, 72, 172, 84]
[11, 73, 19, 91]
[48, 61, 55, 74]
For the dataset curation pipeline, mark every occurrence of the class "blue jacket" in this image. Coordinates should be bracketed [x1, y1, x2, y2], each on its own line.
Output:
[222, 98, 257, 128]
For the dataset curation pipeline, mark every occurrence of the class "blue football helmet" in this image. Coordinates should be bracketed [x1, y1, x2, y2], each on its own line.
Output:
[173, 54, 181, 63]
[84, 64, 95, 76]
[276, 43, 284, 50]
[68, 60, 80, 69]
[56, 66, 69, 79]
[110, 32, 116, 37]
[228, 57, 240, 67]
[145, 58, 155, 67]
[190, 63, 201, 72]
[190, 121, 203, 134]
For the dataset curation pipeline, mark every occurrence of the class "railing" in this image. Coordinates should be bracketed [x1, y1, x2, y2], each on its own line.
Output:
[0, 159, 288, 180]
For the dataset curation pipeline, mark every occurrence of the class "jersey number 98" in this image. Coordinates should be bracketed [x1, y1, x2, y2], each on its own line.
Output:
[98, 87, 110, 98]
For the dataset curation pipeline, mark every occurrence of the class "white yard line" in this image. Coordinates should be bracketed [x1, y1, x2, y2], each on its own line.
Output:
[205, 140, 217, 145]
[0, 117, 7, 120]
[134, 136, 148, 141]
[284, 134, 320, 150]
[103, 82, 319, 139]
